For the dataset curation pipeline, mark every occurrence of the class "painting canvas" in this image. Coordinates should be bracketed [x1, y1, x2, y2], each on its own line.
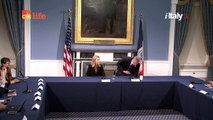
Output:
[75, 0, 134, 44]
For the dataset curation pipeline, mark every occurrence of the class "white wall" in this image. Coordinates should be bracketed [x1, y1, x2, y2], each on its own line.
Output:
[0, 0, 16, 63]
[29, 60, 170, 77]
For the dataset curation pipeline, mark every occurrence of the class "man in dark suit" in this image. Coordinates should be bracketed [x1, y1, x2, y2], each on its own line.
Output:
[116, 56, 140, 77]
[116, 57, 132, 76]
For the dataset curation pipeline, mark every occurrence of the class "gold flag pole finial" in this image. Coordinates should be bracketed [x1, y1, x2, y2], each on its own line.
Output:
[67, 8, 72, 17]
[140, 13, 143, 20]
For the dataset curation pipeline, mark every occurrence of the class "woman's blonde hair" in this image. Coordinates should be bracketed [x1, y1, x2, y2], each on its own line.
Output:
[91, 55, 100, 67]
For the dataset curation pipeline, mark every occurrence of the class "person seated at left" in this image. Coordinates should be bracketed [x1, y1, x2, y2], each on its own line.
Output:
[0, 71, 16, 98]
[0, 57, 20, 86]
[86, 55, 105, 76]
[122, 56, 141, 77]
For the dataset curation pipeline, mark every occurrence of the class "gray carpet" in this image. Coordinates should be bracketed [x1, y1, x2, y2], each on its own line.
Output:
[46, 109, 190, 120]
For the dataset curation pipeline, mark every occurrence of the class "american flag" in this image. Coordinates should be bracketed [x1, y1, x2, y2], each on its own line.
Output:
[137, 16, 144, 76]
[63, 15, 73, 77]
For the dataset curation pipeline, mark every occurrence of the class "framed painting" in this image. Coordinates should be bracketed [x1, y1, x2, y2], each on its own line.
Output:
[75, 0, 134, 44]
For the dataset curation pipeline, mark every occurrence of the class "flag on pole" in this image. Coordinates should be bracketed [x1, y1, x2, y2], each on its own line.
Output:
[63, 14, 73, 77]
[137, 16, 144, 76]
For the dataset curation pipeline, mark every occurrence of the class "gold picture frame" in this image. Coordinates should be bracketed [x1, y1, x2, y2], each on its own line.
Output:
[75, 0, 134, 44]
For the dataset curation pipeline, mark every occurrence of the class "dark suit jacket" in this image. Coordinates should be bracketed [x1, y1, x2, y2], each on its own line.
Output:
[86, 64, 105, 76]
[116, 57, 132, 76]
[116, 57, 140, 77]
[129, 64, 140, 77]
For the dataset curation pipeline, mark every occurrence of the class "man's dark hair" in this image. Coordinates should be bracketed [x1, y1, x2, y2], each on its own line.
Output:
[1, 57, 10, 65]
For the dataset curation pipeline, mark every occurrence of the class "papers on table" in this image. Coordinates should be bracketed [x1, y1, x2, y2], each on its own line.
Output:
[189, 84, 194, 88]
[31, 103, 40, 110]
[38, 86, 43, 91]
[101, 79, 111, 82]
[37, 78, 44, 91]
[38, 78, 44, 82]
[32, 79, 43, 111]
[131, 78, 140, 82]
[33, 78, 43, 109]
[34, 96, 42, 101]
[34, 91, 41, 96]
[200, 90, 208, 95]
[38, 81, 44, 86]
[33, 78, 43, 105]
